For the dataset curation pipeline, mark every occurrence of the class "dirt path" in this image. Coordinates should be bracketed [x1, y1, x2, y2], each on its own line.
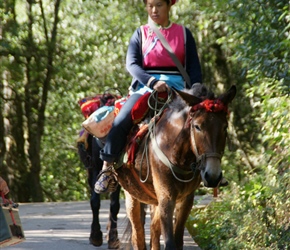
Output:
[7, 197, 214, 249]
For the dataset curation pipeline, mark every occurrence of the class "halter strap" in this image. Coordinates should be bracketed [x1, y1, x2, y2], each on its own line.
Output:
[190, 118, 223, 171]
[148, 119, 196, 183]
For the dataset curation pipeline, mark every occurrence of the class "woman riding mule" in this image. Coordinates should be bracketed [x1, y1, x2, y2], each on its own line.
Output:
[94, 0, 204, 194]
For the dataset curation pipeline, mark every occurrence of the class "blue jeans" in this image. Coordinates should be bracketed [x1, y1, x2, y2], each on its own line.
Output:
[99, 93, 142, 163]
[100, 73, 184, 163]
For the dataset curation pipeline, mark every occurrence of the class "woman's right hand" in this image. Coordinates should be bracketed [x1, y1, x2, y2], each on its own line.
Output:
[153, 80, 169, 93]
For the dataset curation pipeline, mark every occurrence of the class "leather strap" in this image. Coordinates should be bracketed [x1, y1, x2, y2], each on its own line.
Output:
[148, 118, 196, 183]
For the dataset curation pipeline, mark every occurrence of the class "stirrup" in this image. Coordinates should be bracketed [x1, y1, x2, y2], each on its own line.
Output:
[94, 166, 118, 194]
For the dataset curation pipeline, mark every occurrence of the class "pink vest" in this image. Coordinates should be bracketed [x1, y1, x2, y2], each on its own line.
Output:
[141, 23, 185, 69]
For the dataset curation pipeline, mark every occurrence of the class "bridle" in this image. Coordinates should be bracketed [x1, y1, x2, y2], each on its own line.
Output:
[189, 122, 223, 173]
[148, 96, 228, 183]
[189, 99, 228, 172]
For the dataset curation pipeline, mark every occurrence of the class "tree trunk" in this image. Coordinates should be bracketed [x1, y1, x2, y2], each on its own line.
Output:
[0, 79, 8, 180]
[0, 0, 61, 202]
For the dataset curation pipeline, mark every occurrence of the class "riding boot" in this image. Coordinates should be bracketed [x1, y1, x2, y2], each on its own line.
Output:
[94, 162, 118, 194]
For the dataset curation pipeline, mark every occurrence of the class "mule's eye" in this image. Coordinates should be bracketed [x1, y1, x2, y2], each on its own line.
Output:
[194, 124, 201, 131]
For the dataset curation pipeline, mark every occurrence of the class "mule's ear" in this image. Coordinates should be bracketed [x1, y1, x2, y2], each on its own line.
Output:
[219, 85, 237, 105]
[173, 88, 202, 106]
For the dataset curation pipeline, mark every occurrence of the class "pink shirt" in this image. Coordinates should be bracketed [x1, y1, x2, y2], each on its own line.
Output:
[141, 23, 185, 68]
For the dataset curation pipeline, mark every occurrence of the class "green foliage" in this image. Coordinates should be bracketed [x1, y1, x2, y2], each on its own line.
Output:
[40, 0, 146, 201]
[188, 170, 289, 249]
[185, 0, 289, 249]
[41, 91, 89, 201]
[187, 53, 289, 250]
[229, 0, 290, 83]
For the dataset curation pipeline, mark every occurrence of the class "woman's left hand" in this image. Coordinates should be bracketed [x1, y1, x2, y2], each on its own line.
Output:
[153, 81, 169, 92]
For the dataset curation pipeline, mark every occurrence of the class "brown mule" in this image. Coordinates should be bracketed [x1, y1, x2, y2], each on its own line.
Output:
[117, 86, 236, 249]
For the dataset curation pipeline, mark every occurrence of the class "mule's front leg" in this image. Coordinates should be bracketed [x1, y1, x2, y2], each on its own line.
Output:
[150, 205, 161, 250]
[125, 191, 146, 250]
[158, 199, 176, 250]
[174, 194, 195, 250]
[107, 185, 121, 249]
[89, 190, 103, 246]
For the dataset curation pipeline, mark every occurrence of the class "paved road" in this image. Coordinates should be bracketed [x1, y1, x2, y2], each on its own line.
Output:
[4, 198, 208, 250]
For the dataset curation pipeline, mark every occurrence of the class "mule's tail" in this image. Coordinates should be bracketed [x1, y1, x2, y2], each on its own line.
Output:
[119, 203, 147, 250]
[119, 217, 132, 250]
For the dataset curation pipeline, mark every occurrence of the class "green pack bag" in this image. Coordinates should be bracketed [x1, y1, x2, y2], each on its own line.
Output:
[0, 196, 25, 247]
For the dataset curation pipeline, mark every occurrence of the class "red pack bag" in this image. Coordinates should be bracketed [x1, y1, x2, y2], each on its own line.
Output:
[82, 106, 115, 139]
[78, 89, 123, 118]
[82, 95, 130, 138]
[114, 96, 129, 116]
[78, 95, 103, 119]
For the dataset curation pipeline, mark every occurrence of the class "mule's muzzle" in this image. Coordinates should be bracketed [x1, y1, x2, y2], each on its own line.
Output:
[203, 172, 223, 188]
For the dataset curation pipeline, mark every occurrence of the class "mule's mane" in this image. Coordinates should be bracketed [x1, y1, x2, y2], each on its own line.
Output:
[169, 87, 215, 111]
[191, 99, 228, 113]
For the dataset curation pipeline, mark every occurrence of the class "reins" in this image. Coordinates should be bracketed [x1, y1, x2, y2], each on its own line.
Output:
[139, 90, 173, 183]
[149, 125, 197, 182]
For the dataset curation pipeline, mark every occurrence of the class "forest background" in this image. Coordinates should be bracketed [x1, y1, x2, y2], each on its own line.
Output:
[0, 0, 289, 249]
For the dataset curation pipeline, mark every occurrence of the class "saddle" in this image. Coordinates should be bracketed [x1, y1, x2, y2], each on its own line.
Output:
[120, 91, 169, 167]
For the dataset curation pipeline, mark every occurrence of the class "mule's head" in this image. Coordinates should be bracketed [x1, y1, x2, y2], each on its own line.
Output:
[176, 85, 236, 188]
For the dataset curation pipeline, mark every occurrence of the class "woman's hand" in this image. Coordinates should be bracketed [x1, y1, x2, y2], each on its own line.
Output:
[153, 80, 169, 92]
[0, 177, 9, 195]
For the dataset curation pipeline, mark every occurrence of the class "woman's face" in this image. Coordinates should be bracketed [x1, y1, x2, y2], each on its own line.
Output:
[146, 0, 171, 27]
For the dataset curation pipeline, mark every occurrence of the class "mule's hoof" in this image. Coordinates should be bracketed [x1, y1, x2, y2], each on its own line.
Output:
[107, 229, 120, 249]
[89, 230, 103, 247]
[108, 239, 120, 249]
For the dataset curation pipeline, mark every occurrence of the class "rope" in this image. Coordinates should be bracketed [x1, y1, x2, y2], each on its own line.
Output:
[139, 89, 173, 182]
[147, 89, 173, 115]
